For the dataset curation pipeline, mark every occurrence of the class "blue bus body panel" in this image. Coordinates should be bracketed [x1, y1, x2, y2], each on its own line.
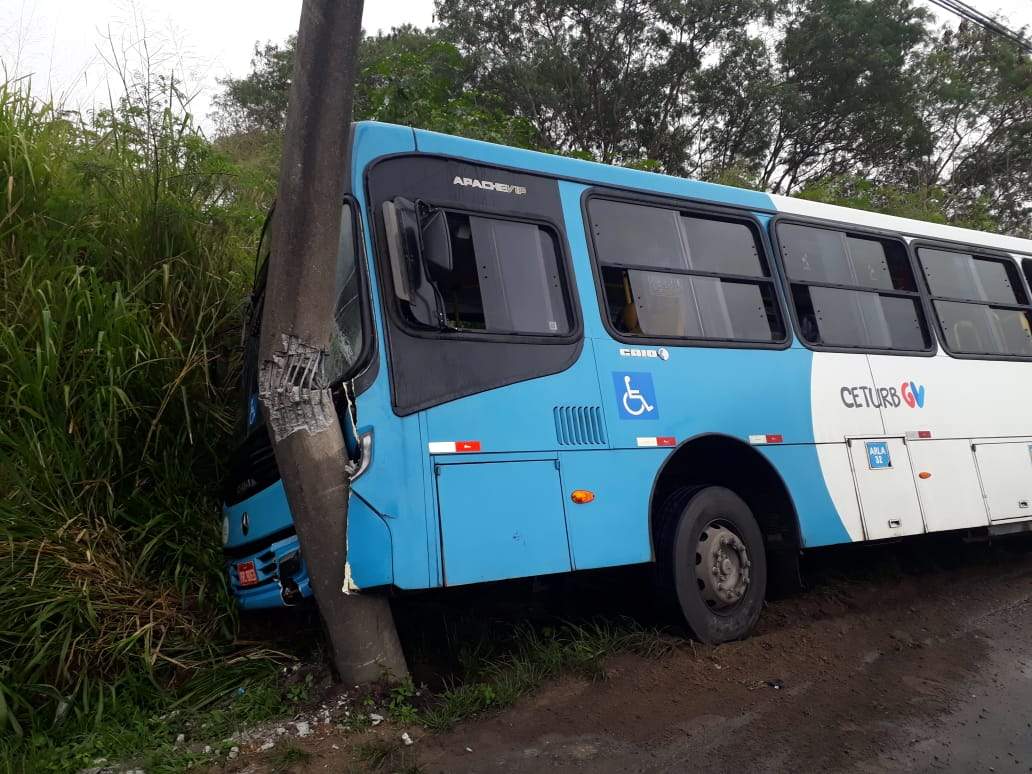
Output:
[229, 532, 310, 610]
[558, 449, 660, 568]
[224, 479, 291, 548]
[349, 123, 441, 590]
[225, 122, 863, 608]
[436, 459, 572, 585]
[347, 494, 394, 588]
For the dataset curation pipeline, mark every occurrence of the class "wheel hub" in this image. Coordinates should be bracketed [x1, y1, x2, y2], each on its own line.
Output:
[697, 523, 751, 610]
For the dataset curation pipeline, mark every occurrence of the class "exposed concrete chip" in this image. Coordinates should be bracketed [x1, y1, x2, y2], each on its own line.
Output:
[259, 334, 336, 441]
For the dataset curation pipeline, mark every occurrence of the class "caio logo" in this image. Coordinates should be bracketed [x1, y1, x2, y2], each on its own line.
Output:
[901, 381, 926, 409]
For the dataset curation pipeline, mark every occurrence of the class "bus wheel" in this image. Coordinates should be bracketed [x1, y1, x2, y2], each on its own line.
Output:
[659, 486, 767, 644]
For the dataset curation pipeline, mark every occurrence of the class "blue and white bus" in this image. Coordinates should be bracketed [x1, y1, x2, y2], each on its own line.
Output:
[222, 121, 1032, 644]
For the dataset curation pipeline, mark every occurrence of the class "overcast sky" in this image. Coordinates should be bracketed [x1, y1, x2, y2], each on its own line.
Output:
[1, 0, 1029, 132]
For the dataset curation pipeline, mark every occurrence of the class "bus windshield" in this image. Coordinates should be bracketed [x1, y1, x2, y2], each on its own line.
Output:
[327, 203, 365, 382]
[246, 204, 366, 386]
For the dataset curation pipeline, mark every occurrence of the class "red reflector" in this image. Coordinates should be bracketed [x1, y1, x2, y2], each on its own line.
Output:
[765, 434, 784, 444]
[455, 440, 481, 452]
[657, 437, 676, 447]
[917, 430, 932, 439]
[237, 561, 258, 587]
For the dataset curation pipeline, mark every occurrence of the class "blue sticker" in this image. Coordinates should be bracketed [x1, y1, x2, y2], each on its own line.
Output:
[613, 372, 659, 420]
[865, 441, 892, 470]
[248, 394, 259, 427]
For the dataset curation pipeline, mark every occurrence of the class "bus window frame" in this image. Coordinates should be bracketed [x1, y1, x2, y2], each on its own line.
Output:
[335, 194, 380, 393]
[581, 187, 792, 351]
[912, 238, 1032, 362]
[1021, 257, 1032, 303]
[769, 214, 938, 358]
[371, 197, 584, 347]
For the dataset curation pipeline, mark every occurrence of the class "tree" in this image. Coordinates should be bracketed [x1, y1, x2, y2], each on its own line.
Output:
[909, 21, 1032, 235]
[755, 0, 931, 192]
[213, 27, 536, 148]
[214, 0, 1032, 242]
[436, 0, 781, 168]
[213, 38, 296, 136]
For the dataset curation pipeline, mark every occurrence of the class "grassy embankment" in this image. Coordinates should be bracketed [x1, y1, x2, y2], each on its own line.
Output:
[0, 73, 290, 769]
[0, 75, 674, 772]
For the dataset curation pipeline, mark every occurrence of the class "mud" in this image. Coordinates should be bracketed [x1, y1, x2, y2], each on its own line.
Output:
[240, 537, 1032, 773]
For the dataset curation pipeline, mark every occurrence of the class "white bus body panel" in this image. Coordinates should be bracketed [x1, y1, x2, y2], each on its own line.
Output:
[847, 437, 925, 540]
[973, 441, 1032, 523]
[778, 193, 1032, 541]
[908, 440, 990, 532]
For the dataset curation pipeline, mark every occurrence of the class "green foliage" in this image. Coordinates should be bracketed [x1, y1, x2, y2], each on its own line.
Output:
[0, 663, 288, 774]
[386, 678, 420, 725]
[0, 69, 269, 744]
[214, 26, 537, 190]
[437, 0, 781, 168]
[284, 673, 315, 705]
[796, 174, 1004, 233]
[356, 26, 537, 147]
[796, 176, 951, 223]
[212, 2, 1030, 235]
[912, 21, 1032, 234]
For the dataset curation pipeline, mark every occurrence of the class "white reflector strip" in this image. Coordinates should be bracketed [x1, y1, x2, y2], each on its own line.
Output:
[428, 440, 482, 454]
[749, 434, 784, 445]
[905, 430, 933, 440]
[637, 436, 676, 447]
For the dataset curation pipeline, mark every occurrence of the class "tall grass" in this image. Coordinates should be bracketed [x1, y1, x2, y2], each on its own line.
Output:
[0, 74, 269, 740]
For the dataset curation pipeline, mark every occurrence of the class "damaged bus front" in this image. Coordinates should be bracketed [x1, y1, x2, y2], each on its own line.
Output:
[221, 194, 372, 608]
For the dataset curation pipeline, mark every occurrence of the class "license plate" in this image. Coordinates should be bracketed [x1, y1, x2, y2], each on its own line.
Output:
[236, 560, 259, 587]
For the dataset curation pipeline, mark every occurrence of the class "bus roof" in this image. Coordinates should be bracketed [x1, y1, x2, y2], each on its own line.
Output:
[354, 122, 1032, 258]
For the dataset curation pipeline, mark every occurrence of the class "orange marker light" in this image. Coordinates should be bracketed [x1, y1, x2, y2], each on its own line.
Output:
[918, 471, 932, 479]
[571, 490, 595, 504]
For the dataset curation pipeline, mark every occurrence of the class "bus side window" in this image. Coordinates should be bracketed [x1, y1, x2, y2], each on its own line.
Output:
[423, 210, 571, 337]
[588, 198, 785, 344]
[918, 248, 1032, 358]
[778, 223, 931, 353]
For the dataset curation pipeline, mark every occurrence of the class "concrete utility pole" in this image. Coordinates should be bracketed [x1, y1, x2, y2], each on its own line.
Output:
[257, 0, 408, 683]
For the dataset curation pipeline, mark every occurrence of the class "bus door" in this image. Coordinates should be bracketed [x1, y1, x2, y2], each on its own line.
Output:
[846, 436, 926, 540]
[972, 441, 1032, 523]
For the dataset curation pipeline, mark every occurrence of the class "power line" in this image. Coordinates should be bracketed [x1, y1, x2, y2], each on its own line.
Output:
[925, 0, 1032, 55]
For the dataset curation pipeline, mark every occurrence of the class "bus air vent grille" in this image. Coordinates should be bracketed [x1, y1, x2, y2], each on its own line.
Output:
[553, 406, 607, 447]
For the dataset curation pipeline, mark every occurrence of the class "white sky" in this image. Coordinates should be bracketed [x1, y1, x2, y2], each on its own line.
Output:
[0, 0, 1029, 133]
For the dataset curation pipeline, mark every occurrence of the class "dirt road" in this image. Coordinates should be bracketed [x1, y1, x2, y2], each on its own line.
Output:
[243, 539, 1032, 773]
[412, 541, 1032, 773]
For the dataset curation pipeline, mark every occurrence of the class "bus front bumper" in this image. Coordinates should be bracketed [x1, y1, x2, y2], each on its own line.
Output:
[227, 531, 313, 609]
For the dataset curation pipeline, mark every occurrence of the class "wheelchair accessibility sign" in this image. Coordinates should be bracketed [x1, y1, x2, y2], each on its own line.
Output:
[613, 372, 659, 420]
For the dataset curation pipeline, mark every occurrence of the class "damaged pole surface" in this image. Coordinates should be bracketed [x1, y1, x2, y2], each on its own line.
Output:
[257, 0, 408, 682]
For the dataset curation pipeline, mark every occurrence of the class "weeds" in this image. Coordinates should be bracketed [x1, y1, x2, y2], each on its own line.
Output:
[0, 63, 273, 760]
[386, 679, 420, 725]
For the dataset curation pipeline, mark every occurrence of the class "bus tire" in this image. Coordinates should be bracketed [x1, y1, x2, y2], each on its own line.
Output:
[658, 486, 767, 644]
